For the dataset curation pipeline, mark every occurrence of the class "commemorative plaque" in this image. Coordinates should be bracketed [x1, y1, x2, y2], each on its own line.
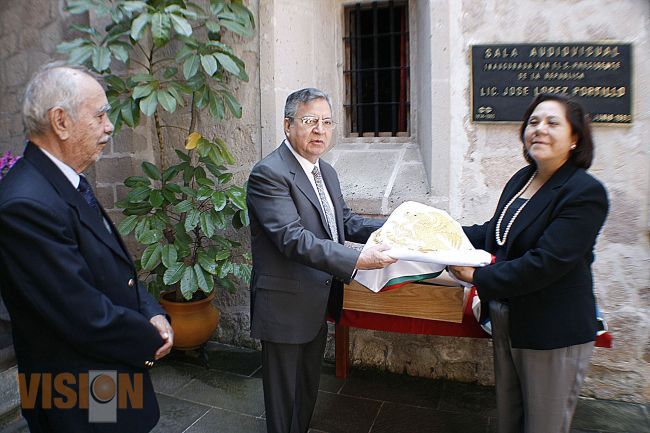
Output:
[471, 43, 632, 124]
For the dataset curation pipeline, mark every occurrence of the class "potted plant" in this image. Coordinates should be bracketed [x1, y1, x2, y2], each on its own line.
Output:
[58, 0, 254, 349]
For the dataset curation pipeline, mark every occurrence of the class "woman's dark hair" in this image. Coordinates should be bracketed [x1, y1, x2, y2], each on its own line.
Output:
[519, 93, 594, 169]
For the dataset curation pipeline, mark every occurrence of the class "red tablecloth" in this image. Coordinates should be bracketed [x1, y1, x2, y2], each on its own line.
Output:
[338, 288, 612, 348]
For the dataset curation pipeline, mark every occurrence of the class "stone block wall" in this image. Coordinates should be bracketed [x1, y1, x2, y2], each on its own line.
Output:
[0, 0, 86, 154]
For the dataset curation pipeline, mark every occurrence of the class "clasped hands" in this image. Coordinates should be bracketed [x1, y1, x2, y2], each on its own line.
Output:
[150, 314, 173, 360]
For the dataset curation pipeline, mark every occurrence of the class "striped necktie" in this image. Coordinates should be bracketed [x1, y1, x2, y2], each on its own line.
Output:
[312, 165, 339, 242]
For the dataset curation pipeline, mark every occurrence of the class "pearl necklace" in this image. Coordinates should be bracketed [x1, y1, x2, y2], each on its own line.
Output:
[495, 171, 537, 246]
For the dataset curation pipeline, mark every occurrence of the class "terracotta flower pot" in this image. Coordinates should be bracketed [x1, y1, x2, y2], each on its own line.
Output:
[159, 291, 220, 350]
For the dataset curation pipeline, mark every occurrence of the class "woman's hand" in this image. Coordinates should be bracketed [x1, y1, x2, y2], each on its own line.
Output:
[448, 265, 476, 285]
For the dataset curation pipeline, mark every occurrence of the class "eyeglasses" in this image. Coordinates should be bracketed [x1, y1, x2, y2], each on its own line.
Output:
[288, 116, 337, 130]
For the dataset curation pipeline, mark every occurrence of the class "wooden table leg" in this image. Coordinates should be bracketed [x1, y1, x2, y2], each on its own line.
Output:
[335, 323, 350, 378]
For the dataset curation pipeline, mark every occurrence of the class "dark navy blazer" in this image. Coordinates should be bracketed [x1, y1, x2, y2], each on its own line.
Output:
[0, 143, 164, 432]
[464, 161, 608, 350]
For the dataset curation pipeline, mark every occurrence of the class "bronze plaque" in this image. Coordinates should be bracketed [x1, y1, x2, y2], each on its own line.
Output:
[471, 43, 632, 124]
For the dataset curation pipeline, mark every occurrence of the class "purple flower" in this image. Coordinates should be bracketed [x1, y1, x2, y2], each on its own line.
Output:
[0, 151, 21, 180]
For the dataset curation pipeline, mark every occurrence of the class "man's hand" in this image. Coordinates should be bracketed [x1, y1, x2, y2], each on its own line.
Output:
[150, 314, 173, 360]
[355, 244, 398, 270]
[448, 265, 475, 285]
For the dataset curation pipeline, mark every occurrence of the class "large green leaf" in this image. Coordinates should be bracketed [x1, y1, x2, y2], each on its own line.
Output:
[162, 166, 179, 183]
[132, 83, 155, 100]
[164, 182, 182, 193]
[130, 13, 150, 40]
[142, 161, 161, 180]
[117, 214, 139, 235]
[127, 185, 151, 203]
[124, 175, 150, 187]
[121, 1, 147, 13]
[197, 185, 213, 200]
[208, 92, 225, 119]
[149, 189, 164, 207]
[141, 243, 163, 271]
[226, 187, 246, 210]
[218, 261, 233, 279]
[163, 262, 185, 285]
[200, 54, 218, 76]
[139, 91, 158, 116]
[194, 263, 210, 292]
[137, 229, 162, 245]
[170, 14, 192, 36]
[151, 13, 172, 47]
[180, 266, 198, 299]
[134, 217, 150, 239]
[223, 91, 242, 118]
[68, 44, 94, 65]
[161, 244, 178, 268]
[219, 18, 251, 37]
[57, 38, 87, 54]
[214, 53, 240, 76]
[211, 191, 226, 211]
[214, 249, 230, 261]
[200, 211, 215, 238]
[175, 149, 190, 162]
[120, 101, 136, 127]
[174, 199, 193, 213]
[197, 251, 217, 274]
[211, 210, 226, 230]
[109, 44, 129, 63]
[157, 89, 177, 112]
[184, 208, 201, 232]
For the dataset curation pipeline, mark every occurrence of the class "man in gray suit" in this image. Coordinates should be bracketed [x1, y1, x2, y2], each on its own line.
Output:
[247, 88, 396, 433]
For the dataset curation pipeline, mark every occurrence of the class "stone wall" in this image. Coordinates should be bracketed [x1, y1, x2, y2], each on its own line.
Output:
[0, 0, 85, 154]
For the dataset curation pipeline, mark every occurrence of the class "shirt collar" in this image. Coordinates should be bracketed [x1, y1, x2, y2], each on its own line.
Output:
[284, 140, 320, 176]
[39, 147, 80, 188]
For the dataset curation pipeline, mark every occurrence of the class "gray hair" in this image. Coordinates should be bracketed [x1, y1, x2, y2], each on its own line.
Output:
[22, 62, 97, 136]
[284, 88, 332, 120]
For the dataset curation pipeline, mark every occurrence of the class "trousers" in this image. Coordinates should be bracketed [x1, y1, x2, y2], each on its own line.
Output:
[490, 300, 593, 433]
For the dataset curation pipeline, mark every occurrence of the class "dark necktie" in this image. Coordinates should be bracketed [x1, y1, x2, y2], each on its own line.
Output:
[77, 176, 101, 215]
[312, 165, 339, 242]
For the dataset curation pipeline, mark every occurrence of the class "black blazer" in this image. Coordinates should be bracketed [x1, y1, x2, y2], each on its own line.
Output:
[247, 142, 383, 344]
[0, 143, 164, 432]
[464, 162, 608, 350]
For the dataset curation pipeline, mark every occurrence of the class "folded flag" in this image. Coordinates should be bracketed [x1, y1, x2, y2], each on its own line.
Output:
[355, 201, 492, 292]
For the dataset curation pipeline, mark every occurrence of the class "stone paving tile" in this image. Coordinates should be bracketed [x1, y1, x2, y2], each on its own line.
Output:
[370, 401, 488, 433]
[203, 343, 263, 377]
[311, 390, 381, 433]
[318, 363, 345, 394]
[151, 393, 211, 433]
[339, 367, 443, 409]
[572, 398, 650, 433]
[174, 369, 265, 417]
[184, 407, 266, 433]
[150, 362, 205, 396]
[438, 380, 497, 416]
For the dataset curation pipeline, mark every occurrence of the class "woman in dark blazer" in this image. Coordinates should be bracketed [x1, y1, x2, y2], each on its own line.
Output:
[449, 93, 608, 433]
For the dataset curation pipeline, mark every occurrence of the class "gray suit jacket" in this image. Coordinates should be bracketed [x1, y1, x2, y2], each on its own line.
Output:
[247, 142, 383, 344]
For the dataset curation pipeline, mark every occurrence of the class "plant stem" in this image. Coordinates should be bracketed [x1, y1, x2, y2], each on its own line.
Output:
[154, 110, 166, 171]
[189, 93, 197, 133]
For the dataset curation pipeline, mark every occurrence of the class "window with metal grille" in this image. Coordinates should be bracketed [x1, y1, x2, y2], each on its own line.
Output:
[344, 1, 410, 137]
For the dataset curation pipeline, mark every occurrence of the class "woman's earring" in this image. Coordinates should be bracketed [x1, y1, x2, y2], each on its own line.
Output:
[570, 144, 577, 150]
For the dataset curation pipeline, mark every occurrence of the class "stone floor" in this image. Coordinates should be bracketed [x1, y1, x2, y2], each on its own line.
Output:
[2, 343, 649, 433]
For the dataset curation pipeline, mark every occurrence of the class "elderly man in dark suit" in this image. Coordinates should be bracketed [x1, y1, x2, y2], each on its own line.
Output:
[247, 88, 396, 433]
[0, 63, 172, 432]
